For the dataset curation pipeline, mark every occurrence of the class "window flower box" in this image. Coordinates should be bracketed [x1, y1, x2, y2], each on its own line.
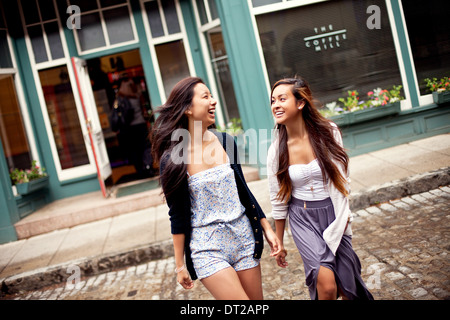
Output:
[10, 160, 49, 196]
[323, 86, 404, 126]
[432, 91, 450, 104]
[347, 101, 401, 124]
[15, 175, 49, 196]
[425, 76, 449, 104]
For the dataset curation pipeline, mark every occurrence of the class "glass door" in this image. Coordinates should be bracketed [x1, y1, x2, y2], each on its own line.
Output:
[71, 57, 111, 197]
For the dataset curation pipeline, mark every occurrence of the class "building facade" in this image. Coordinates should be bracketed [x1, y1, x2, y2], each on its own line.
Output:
[0, 0, 449, 243]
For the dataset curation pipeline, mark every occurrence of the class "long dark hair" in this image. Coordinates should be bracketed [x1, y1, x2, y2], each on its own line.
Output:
[151, 76, 205, 198]
[272, 77, 349, 203]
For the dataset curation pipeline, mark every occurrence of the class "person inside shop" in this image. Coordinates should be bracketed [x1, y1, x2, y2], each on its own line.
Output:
[151, 76, 281, 299]
[267, 76, 374, 300]
[116, 74, 155, 179]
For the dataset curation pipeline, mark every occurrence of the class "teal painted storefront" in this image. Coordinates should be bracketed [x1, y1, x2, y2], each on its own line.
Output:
[0, 0, 449, 243]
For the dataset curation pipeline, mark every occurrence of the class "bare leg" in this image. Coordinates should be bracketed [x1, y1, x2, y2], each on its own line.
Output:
[237, 265, 263, 300]
[201, 267, 249, 300]
[317, 266, 337, 300]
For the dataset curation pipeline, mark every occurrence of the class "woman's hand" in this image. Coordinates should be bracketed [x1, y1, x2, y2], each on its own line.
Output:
[275, 248, 288, 268]
[260, 218, 281, 256]
[177, 268, 194, 290]
[263, 228, 282, 257]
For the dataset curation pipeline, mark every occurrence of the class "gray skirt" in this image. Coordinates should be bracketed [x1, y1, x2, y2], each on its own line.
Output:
[288, 196, 374, 300]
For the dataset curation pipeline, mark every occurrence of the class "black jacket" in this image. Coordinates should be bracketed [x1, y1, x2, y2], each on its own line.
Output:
[159, 131, 266, 280]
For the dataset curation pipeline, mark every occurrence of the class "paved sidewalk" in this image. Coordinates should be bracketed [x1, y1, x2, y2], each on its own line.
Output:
[0, 133, 449, 295]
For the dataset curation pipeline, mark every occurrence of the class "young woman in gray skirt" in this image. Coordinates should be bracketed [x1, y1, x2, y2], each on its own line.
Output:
[267, 77, 373, 300]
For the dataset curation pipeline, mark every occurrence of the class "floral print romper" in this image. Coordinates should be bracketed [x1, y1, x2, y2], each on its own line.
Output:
[188, 162, 259, 280]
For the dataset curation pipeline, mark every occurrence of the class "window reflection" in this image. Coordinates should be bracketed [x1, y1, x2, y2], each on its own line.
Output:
[207, 29, 240, 121]
[402, 0, 450, 95]
[256, 0, 402, 104]
[155, 40, 191, 98]
[0, 75, 32, 172]
[39, 66, 89, 170]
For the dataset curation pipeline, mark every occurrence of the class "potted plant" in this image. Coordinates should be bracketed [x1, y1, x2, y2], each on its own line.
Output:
[424, 76, 450, 104]
[320, 85, 404, 125]
[10, 160, 49, 196]
[216, 117, 246, 158]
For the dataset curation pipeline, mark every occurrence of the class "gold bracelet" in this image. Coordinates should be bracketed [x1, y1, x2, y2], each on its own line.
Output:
[175, 265, 185, 273]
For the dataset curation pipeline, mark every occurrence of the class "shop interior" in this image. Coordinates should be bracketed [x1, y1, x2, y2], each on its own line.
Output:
[86, 49, 156, 187]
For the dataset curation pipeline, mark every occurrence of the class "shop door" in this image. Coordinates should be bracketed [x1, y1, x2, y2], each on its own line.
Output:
[71, 57, 111, 197]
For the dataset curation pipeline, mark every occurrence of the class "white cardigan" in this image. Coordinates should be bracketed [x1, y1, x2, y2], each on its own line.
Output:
[267, 123, 353, 255]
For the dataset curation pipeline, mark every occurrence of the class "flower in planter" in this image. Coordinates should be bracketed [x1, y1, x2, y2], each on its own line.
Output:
[10, 160, 47, 185]
[368, 85, 403, 106]
[338, 90, 360, 112]
[319, 85, 404, 118]
[424, 76, 450, 93]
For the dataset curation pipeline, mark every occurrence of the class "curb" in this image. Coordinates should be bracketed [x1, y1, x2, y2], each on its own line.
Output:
[1, 167, 449, 295]
[1, 240, 173, 295]
[349, 167, 450, 211]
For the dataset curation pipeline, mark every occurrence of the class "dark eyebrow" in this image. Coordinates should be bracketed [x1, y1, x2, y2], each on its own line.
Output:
[272, 94, 288, 99]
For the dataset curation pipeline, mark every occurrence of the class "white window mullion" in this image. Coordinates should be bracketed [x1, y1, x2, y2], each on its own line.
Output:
[204, 0, 212, 23]
[40, 25, 54, 62]
[157, 0, 169, 36]
[97, 0, 111, 47]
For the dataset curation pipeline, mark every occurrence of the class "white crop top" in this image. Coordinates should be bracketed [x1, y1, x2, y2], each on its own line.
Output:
[288, 159, 329, 201]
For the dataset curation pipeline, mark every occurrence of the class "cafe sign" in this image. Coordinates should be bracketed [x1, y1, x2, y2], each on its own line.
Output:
[304, 24, 347, 52]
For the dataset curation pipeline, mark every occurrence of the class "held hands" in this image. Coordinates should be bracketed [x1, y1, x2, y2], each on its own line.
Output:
[263, 229, 282, 257]
[275, 248, 288, 268]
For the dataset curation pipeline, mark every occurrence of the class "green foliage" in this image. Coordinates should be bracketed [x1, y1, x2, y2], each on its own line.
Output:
[424, 76, 450, 93]
[10, 160, 47, 185]
[216, 117, 244, 136]
[320, 85, 404, 118]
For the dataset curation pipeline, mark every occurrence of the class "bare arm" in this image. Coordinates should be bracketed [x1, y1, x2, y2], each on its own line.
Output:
[274, 219, 288, 268]
[172, 233, 194, 289]
[260, 217, 281, 256]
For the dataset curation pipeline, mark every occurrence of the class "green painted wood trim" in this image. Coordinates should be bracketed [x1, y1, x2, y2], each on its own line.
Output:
[129, 0, 163, 108]
[179, 0, 209, 83]
[0, 138, 19, 243]
[389, 0, 420, 107]
[341, 104, 450, 157]
[214, 0, 273, 132]
[0, 226, 18, 244]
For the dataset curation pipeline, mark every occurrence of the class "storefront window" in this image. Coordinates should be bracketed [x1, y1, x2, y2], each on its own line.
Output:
[144, 0, 164, 38]
[70, 0, 136, 53]
[143, 0, 182, 38]
[402, 0, 450, 95]
[196, 0, 219, 25]
[103, 6, 135, 45]
[0, 75, 32, 172]
[39, 66, 89, 170]
[256, 0, 403, 104]
[77, 12, 106, 51]
[21, 0, 65, 64]
[207, 29, 239, 121]
[0, 5, 12, 68]
[155, 40, 191, 98]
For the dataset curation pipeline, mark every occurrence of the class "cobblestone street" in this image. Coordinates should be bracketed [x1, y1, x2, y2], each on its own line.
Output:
[3, 186, 450, 301]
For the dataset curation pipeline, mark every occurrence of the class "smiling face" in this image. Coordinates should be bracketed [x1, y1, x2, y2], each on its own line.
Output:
[186, 83, 217, 127]
[271, 84, 304, 125]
